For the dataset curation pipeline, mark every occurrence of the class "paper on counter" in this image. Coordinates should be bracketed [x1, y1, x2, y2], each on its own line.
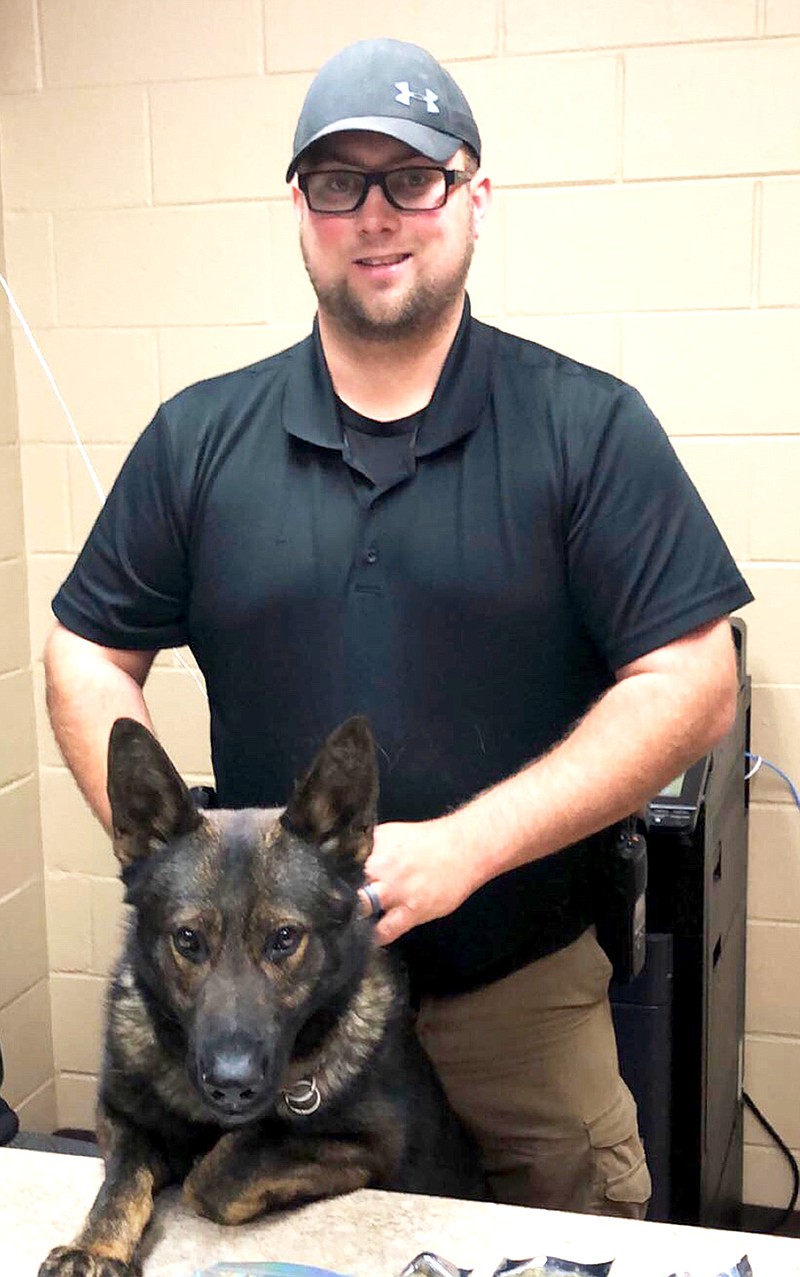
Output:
[398, 1253, 753, 1277]
[399, 1257, 612, 1276]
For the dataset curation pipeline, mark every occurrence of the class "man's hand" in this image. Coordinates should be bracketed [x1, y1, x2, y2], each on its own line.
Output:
[361, 817, 482, 946]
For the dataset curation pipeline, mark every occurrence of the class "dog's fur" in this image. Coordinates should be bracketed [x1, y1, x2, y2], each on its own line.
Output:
[40, 717, 485, 1277]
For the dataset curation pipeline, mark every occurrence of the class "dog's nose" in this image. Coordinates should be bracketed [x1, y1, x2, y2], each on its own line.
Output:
[199, 1047, 268, 1114]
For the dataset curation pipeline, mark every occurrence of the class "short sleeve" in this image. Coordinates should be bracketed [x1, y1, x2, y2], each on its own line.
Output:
[53, 407, 191, 650]
[566, 386, 753, 670]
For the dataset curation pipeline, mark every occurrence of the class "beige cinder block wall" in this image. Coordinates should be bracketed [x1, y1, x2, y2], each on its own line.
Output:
[0, 159, 55, 1128]
[0, 0, 798, 1209]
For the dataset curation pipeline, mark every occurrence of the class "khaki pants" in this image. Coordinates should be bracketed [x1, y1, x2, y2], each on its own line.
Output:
[414, 928, 652, 1218]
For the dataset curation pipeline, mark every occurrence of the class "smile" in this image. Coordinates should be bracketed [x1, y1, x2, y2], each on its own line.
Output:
[354, 254, 411, 267]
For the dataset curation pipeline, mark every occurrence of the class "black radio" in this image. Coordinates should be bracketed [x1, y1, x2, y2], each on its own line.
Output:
[595, 815, 648, 984]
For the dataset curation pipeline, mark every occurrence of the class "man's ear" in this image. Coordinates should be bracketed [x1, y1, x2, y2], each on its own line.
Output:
[107, 718, 201, 870]
[281, 717, 378, 868]
[470, 172, 492, 241]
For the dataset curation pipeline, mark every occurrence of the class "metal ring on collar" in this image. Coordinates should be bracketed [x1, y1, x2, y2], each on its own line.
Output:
[282, 1076, 321, 1116]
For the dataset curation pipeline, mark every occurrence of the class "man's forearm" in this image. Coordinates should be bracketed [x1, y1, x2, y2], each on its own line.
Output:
[44, 623, 157, 833]
[450, 645, 734, 892]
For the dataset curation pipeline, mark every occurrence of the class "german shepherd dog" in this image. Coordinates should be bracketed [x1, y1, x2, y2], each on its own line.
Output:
[40, 717, 485, 1277]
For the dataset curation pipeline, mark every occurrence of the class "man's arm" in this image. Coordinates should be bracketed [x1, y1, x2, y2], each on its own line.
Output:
[364, 617, 739, 945]
[44, 622, 159, 833]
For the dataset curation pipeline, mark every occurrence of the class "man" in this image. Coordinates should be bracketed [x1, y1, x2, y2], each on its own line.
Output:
[45, 38, 752, 1218]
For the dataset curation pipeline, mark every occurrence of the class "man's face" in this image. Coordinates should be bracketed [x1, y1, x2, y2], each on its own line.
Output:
[292, 132, 491, 342]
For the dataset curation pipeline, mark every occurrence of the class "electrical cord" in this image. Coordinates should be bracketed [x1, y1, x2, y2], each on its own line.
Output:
[742, 1090, 799, 1233]
[745, 752, 800, 811]
[743, 751, 800, 1232]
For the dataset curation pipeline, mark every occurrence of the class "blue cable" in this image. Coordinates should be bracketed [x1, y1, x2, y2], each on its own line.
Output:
[745, 752, 800, 812]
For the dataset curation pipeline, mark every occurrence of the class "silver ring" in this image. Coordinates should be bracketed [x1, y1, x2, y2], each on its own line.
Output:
[282, 1076, 321, 1116]
[362, 882, 384, 919]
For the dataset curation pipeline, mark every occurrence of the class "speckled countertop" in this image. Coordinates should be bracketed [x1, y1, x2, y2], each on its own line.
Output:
[2, 1148, 799, 1277]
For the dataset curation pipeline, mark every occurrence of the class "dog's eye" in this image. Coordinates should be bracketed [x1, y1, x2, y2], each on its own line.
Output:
[265, 925, 303, 961]
[172, 926, 207, 963]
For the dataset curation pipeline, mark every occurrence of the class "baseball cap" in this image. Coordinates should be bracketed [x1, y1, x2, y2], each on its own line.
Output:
[286, 38, 481, 181]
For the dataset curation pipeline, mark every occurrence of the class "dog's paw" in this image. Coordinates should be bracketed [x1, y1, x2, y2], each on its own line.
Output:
[38, 1245, 140, 1277]
[182, 1177, 242, 1225]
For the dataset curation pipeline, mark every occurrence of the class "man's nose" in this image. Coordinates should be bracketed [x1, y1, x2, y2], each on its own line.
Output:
[356, 180, 400, 226]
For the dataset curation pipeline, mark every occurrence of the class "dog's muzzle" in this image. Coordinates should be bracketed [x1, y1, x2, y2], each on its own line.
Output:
[198, 1045, 270, 1118]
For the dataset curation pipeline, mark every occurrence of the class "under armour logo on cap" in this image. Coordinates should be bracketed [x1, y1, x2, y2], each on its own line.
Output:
[394, 81, 440, 114]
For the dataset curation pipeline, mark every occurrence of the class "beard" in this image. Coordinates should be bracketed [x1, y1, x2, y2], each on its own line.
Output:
[300, 218, 476, 343]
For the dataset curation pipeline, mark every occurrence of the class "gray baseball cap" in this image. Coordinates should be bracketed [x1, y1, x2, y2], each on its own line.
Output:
[286, 38, 481, 181]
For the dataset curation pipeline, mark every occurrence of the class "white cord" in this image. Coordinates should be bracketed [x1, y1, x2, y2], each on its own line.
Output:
[0, 272, 106, 503]
[170, 652, 207, 696]
[1, 270, 207, 698]
[744, 754, 762, 782]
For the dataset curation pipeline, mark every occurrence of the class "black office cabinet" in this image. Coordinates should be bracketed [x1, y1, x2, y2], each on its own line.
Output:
[614, 619, 750, 1227]
[610, 932, 674, 1222]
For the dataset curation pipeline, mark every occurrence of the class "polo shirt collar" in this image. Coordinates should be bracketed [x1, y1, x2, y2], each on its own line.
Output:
[281, 296, 492, 457]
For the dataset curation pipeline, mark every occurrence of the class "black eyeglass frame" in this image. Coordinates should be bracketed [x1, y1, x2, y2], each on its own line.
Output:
[297, 166, 473, 215]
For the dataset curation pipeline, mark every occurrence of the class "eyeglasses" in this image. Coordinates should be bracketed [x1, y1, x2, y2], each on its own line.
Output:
[297, 166, 472, 215]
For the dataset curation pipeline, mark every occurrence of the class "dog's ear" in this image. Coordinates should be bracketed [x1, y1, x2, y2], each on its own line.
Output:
[281, 717, 378, 867]
[107, 718, 201, 869]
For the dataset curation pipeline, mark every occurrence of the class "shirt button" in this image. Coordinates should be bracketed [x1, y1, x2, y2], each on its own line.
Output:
[365, 547, 378, 565]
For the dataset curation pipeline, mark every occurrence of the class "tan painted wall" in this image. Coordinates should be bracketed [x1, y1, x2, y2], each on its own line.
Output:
[0, 153, 55, 1131]
[0, 0, 798, 1209]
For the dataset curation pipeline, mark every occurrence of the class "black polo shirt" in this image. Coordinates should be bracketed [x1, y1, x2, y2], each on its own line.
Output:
[53, 299, 752, 995]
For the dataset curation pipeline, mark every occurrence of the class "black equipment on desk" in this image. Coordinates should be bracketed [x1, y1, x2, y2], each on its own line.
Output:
[610, 617, 750, 1228]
